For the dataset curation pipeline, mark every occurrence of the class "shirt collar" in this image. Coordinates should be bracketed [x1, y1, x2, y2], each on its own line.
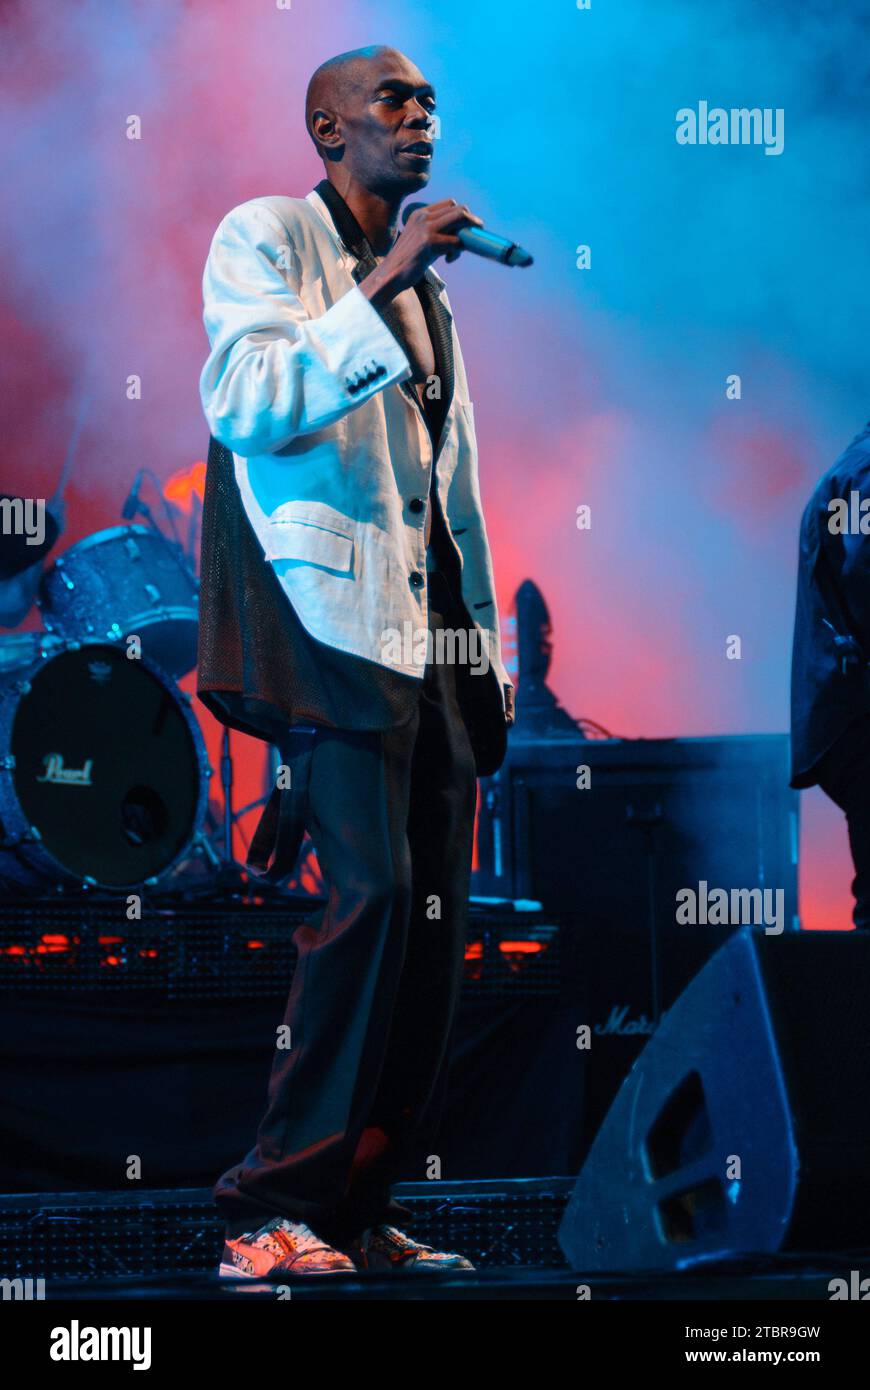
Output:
[305, 187, 447, 293]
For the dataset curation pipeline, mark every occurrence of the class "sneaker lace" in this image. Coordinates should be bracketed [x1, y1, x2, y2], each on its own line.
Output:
[378, 1225, 434, 1253]
[263, 1221, 332, 1261]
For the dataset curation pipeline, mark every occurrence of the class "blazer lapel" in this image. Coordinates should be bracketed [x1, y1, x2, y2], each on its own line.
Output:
[417, 272, 455, 459]
[314, 178, 408, 362]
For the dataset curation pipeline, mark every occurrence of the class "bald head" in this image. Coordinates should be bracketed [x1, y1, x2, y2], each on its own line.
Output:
[304, 46, 436, 196]
[305, 46, 401, 152]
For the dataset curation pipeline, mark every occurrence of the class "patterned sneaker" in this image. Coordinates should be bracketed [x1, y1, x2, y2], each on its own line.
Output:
[219, 1216, 356, 1278]
[345, 1224, 475, 1273]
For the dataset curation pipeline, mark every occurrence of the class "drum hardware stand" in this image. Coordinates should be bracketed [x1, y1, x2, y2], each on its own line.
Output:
[199, 743, 296, 900]
[124, 472, 199, 591]
[211, 727, 248, 893]
[190, 828, 221, 870]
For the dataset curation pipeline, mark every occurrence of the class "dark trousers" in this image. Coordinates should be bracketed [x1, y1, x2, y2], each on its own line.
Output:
[215, 570, 478, 1243]
[816, 713, 870, 931]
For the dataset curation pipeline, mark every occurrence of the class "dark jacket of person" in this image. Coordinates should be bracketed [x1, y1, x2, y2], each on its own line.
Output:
[790, 420, 870, 788]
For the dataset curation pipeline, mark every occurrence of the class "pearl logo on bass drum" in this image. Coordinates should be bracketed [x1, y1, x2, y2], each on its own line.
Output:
[87, 660, 113, 685]
[36, 754, 94, 786]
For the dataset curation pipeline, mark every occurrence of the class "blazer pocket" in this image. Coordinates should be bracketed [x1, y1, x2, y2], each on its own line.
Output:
[264, 501, 355, 574]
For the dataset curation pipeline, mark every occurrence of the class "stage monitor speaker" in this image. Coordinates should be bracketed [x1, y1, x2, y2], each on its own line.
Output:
[558, 928, 870, 1271]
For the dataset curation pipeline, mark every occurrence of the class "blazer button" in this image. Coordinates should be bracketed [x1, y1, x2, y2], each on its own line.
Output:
[409, 497, 425, 513]
[409, 571, 425, 588]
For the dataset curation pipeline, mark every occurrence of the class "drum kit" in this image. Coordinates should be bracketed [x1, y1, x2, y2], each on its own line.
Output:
[0, 469, 220, 896]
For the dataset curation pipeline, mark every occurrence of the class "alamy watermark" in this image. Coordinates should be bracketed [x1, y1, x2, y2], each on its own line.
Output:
[381, 623, 490, 673]
[676, 102, 784, 156]
[676, 881, 784, 935]
[1, 1275, 45, 1300]
[826, 491, 870, 534]
[0, 496, 46, 547]
[829, 1270, 870, 1299]
[50, 1320, 151, 1370]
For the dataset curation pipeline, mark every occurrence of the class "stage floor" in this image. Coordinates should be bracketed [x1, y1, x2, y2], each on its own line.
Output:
[39, 1266, 843, 1301]
[1, 1180, 857, 1302]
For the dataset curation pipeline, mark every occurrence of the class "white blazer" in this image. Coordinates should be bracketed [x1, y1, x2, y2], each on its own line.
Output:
[199, 188, 511, 705]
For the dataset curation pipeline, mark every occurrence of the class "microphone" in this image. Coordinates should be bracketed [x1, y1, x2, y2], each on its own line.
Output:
[122, 470, 156, 526]
[403, 203, 533, 267]
[122, 470, 144, 521]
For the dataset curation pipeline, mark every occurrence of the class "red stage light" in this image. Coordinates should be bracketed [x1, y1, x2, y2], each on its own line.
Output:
[163, 461, 206, 513]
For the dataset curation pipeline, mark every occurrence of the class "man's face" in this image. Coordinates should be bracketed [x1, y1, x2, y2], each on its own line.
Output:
[337, 52, 436, 198]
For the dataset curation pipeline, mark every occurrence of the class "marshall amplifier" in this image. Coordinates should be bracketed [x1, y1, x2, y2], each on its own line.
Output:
[440, 912, 737, 1179]
[559, 913, 738, 1166]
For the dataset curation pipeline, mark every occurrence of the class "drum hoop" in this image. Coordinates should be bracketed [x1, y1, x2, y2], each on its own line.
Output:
[50, 524, 154, 559]
[99, 606, 199, 624]
[48, 608, 200, 642]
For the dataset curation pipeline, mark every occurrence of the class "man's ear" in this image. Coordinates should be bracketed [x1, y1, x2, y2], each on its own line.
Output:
[311, 108, 343, 157]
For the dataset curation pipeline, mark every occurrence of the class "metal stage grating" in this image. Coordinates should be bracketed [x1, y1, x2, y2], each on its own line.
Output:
[0, 1179, 573, 1280]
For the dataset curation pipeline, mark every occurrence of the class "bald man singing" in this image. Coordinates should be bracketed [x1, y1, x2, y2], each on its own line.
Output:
[198, 46, 514, 1277]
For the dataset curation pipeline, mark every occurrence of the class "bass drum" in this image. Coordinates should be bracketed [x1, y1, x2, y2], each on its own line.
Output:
[0, 642, 210, 892]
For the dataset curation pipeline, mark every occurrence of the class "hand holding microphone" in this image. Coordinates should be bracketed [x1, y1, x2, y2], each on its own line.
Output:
[360, 199, 533, 309]
[404, 201, 534, 269]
